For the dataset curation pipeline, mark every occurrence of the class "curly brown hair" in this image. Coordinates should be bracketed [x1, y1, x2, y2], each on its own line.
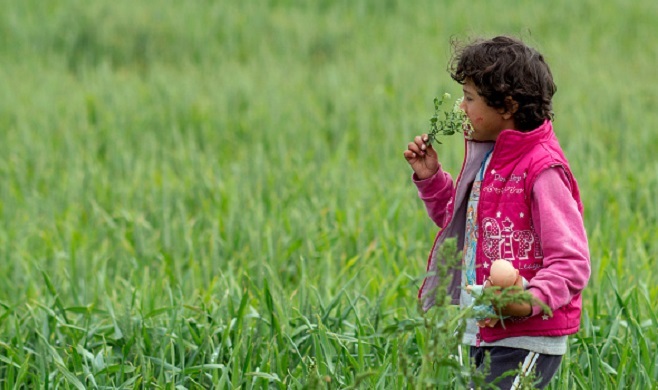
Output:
[449, 36, 557, 132]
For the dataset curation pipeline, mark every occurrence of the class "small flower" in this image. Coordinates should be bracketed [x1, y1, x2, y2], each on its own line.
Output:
[463, 121, 474, 140]
[453, 97, 463, 113]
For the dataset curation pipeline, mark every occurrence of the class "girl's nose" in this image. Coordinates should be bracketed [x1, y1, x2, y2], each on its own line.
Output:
[459, 99, 466, 111]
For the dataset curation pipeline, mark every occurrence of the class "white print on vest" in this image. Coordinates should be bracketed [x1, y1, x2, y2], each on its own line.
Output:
[483, 172, 526, 194]
[482, 217, 541, 260]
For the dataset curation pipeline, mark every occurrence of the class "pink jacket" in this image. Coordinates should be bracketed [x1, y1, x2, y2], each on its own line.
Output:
[414, 120, 590, 341]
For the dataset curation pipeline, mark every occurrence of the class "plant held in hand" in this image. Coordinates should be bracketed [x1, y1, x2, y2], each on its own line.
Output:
[426, 93, 473, 145]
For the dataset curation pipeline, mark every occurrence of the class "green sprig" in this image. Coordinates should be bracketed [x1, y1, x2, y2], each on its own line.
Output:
[426, 93, 471, 145]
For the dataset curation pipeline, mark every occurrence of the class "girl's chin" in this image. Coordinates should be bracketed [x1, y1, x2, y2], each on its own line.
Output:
[467, 132, 492, 142]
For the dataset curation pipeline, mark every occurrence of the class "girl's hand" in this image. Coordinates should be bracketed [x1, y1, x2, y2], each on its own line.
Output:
[498, 300, 533, 317]
[404, 134, 440, 180]
[483, 277, 533, 318]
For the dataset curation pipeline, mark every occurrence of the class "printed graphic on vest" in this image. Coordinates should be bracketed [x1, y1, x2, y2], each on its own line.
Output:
[482, 171, 526, 194]
[481, 216, 543, 261]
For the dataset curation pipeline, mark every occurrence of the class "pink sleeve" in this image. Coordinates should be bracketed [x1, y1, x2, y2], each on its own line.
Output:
[526, 167, 591, 316]
[412, 167, 454, 227]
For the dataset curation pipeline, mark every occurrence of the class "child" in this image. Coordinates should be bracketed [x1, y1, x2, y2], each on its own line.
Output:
[403, 36, 590, 389]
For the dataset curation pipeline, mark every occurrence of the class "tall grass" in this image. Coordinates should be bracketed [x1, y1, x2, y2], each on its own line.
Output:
[0, 0, 657, 388]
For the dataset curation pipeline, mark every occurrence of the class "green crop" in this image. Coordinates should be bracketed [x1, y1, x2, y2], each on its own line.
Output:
[0, 0, 657, 388]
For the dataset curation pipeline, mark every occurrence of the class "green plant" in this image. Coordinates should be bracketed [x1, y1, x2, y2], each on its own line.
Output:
[1, 0, 657, 388]
[404, 237, 474, 388]
[426, 93, 472, 145]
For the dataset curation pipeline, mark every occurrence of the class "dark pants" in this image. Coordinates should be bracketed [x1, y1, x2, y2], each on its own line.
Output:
[469, 346, 562, 389]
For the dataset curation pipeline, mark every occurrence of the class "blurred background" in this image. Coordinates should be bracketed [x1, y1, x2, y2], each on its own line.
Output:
[0, 0, 656, 387]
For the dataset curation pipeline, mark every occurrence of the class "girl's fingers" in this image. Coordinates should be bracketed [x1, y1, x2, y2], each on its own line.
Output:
[405, 134, 435, 163]
[407, 141, 423, 156]
[414, 135, 428, 151]
[403, 150, 417, 161]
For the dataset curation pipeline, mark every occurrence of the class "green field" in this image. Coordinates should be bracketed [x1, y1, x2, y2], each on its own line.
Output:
[1, 0, 657, 388]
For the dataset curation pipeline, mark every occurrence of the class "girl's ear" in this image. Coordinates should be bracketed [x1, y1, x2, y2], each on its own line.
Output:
[501, 97, 519, 120]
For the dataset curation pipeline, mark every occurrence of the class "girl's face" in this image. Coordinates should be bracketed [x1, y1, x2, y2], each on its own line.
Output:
[459, 79, 515, 141]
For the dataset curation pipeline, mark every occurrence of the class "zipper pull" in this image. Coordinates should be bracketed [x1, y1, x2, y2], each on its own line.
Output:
[476, 332, 482, 347]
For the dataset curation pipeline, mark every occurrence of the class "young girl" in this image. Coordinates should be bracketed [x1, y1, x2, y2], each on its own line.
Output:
[404, 36, 590, 388]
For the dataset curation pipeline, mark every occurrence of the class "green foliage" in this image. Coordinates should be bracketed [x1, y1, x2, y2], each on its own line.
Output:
[0, 0, 657, 388]
[426, 94, 470, 145]
[401, 238, 474, 388]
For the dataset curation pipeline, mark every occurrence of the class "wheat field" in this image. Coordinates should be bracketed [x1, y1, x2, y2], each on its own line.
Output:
[0, 0, 656, 388]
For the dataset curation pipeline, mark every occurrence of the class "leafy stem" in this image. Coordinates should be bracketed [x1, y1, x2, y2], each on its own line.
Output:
[426, 93, 472, 145]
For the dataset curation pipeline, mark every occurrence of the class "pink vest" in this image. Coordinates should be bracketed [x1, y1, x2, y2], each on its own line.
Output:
[419, 120, 584, 341]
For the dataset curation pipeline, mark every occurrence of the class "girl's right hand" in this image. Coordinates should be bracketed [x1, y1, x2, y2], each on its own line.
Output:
[403, 134, 440, 180]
